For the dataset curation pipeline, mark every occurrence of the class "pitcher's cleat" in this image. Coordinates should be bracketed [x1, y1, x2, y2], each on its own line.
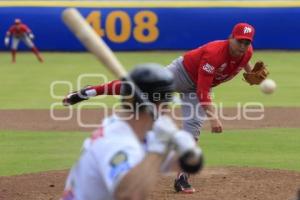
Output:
[174, 173, 195, 194]
[62, 86, 91, 106]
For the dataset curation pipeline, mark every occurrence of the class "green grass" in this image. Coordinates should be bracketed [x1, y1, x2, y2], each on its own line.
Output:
[200, 128, 300, 171]
[0, 131, 88, 176]
[0, 52, 180, 109]
[0, 51, 299, 109]
[214, 51, 300, 107]
[1, 128, 299, 176]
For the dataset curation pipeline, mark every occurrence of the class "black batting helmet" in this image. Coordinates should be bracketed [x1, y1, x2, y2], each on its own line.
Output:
[121, 63, 175, 104]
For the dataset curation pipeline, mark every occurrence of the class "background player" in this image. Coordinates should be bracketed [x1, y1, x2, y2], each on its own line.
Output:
[4, 18, 43, 63]
[61, 64, 203, 200]
[62, 22, 269, 193]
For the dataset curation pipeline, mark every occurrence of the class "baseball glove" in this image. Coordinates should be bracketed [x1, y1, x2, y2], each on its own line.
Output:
[243, 61, 269, 85]
[4, 37, 9, 47]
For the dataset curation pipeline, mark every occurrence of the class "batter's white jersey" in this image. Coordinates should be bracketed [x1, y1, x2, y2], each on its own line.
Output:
[62, 115, 145, 200]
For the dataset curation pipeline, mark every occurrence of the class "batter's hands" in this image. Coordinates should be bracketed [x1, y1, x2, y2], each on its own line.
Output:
[172, 130, 197, 156]
[147, 115, 178, 155]
[210, 118, 223, 133]
[172, 130, 204, 174]
[152, 115, 178, 138]
[149, 116, 204, 173]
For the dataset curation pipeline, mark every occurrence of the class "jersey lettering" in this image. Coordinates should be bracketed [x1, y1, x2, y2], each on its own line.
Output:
[202, 63, 215, 74]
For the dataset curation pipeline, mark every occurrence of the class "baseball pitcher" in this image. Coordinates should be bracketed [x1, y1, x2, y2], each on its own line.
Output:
[62, 22, 269, 193]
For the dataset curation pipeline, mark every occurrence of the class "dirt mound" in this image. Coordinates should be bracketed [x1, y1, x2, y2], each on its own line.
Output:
[0, 167, 299, 200]
[1, 107, 300, 132]
[1, 108, 300, 200]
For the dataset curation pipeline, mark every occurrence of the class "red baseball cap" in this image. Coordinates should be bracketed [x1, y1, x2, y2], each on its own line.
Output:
[232, 23, 255, 42]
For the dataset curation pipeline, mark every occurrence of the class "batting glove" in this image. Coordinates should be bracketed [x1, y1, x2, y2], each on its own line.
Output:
[147, 115, 178, 155]
[172, 131, 204, 174]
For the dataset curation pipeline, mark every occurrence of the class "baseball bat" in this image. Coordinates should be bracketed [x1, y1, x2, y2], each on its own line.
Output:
[62, 8, 127, 79]
[62, 8, 153, 113]
[62, 8, 156, 117]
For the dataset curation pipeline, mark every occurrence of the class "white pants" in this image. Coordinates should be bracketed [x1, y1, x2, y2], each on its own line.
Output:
[11, 35, 34, 50]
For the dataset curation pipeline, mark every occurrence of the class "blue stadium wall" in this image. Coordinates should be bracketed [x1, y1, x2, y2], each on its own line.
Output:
[0, 1, 299, 51]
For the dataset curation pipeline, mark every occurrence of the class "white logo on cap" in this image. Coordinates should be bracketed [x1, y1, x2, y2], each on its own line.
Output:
[243, 27, 252, 34]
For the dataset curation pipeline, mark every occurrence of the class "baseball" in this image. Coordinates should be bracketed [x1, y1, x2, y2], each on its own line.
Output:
[260, 79, 276, 94]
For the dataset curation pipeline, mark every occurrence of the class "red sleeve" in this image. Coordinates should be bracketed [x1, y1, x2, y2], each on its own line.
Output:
[91, 80, 121, 95]
[196, 61, 215, 104]
[22, 24, 31, 33]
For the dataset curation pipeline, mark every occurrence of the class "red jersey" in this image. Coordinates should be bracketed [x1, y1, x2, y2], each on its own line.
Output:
[7, 24, 31, 37]
[183, 40, 253, 103]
